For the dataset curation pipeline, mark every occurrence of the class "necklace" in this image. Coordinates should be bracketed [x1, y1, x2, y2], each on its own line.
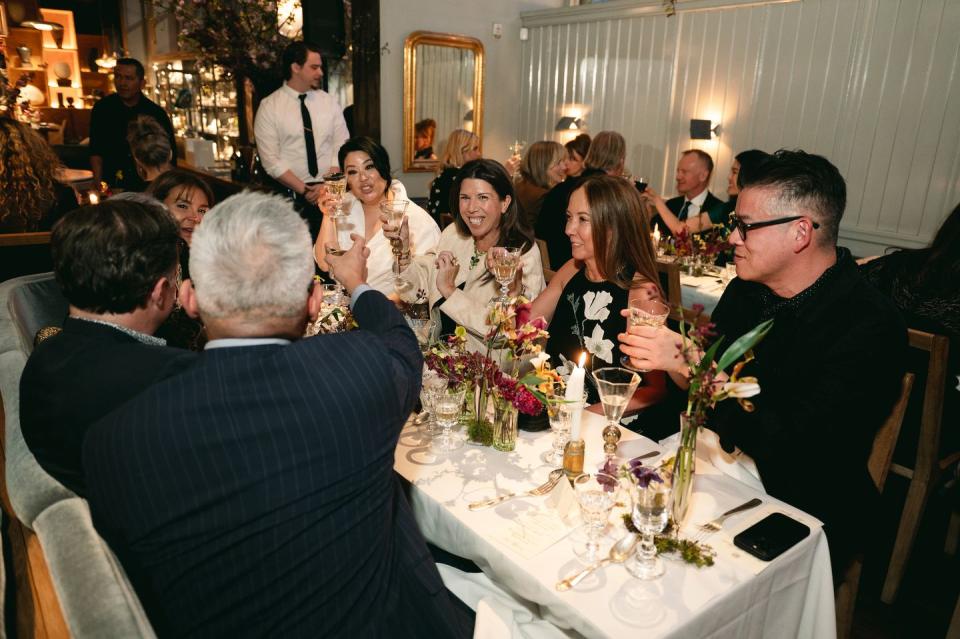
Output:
[469, 244, 486, 270]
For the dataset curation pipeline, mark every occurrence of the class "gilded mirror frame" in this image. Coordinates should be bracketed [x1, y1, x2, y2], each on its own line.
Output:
[403, 31, 484, 172]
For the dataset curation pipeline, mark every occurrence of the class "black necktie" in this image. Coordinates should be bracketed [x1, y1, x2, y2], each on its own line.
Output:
[678, 200, 691, 221]
[299, 94, 318, 178]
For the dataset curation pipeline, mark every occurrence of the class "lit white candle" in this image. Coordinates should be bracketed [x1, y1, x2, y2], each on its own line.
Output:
[566, 352, 587, 440]
[88, 192, 100, 205]
[652, 224, 661, 246]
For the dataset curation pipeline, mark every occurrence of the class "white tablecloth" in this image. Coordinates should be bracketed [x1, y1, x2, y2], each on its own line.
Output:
[680, 273, 728, 317]
[394, 411, 836, 639]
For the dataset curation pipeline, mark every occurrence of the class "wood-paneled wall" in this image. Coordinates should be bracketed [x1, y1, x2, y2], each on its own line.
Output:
[520, 0, 960, 254]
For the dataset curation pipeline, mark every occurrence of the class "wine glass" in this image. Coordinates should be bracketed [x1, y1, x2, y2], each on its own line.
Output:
[406, 317, 436, 354]
[418, 373, 446, 437]
[620, 297, 671, 373]
[432, 385, 466, 452]
[592, 367, 641, 458]
[379, 199, 412, 293]
[323, 171, 348, 219]
[508, 140, 526, 181]
[572, 472, 618, 564]
[635, 176, 648, 193]
[540, 382, 573, 465]
[489, 246, 522, 306]
[627, 475, 672, 579]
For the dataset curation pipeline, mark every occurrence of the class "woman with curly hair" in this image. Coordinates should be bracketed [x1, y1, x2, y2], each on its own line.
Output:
[0, 119, 79, 233]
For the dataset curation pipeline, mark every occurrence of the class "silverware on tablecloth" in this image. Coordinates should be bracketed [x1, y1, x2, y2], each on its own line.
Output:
[692, 497, 762, 542]
[556, 533, 639, 591]
[467, 469, 564, 511]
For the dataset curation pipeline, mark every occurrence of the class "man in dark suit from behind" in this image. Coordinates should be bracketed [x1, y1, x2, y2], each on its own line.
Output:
[82, 192, 469, 638]
[20, 199, 194, 495]
[649, 149, 725, 238]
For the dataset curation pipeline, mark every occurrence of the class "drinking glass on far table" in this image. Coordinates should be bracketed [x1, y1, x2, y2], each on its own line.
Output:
[621, 297, 671, 372]
[721, 262, 737, 284]
[432, 385, 466, 452]
[573, 472, 618, 564]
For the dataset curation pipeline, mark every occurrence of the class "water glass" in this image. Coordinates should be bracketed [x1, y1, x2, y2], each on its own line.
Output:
[627, 477, 672, 579]
[432, 385, 466, 452]
[573, 473, 618, 564]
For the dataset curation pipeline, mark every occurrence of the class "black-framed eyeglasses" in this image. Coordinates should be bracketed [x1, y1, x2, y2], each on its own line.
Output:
[730, 214, 819, 240]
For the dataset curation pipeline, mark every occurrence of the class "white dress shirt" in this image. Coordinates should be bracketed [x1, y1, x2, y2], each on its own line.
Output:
[680, 188, 710, 219]
[253, 84, 350, 182]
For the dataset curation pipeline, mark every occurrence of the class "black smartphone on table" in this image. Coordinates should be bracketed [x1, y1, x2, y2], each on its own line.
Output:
[733, 512, 810, 561]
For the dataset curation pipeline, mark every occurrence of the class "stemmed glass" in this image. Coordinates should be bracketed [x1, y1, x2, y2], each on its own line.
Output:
[508, 140, 526, 181]
[323, 171, 348, 219]
[406, 317, 436, 354]
[593, 367, 641, 459]
[489, 246, 522, 307]
[379, 199, 412, 293]
[432, 385, 466, 452]
[620, 297, 671, 372]
[627, 475, 672, 579]
[573, 472, 618, 564]
[541, 388, 574, 465]
[418, 373, 446, 437]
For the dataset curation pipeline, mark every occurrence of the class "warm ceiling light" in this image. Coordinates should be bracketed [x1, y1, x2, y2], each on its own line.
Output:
[95, 52, 117, 69]
[555, 116, 583, 131]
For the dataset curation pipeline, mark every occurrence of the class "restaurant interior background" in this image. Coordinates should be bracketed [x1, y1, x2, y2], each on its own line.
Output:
[0, 1, 958, 634]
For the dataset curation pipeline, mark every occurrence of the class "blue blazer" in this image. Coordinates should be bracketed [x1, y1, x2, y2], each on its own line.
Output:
[83, 290, 464, 638]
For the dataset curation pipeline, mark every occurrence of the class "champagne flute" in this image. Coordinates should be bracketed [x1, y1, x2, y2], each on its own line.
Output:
[323, 171, 348, 219]
[508, 140, 526, 181]
[489, 246, 522, 306]
[621, 297, 671, 373]
[432, 385, 466, 452]
[573, 472, 618, 564]
[627, 475, 672, 579]
[592, 367, 641, 458]
[379, 199, 412, 293]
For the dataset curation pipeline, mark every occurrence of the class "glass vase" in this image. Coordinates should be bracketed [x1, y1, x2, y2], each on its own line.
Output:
[671, 413, 697, 527]
[690, 255, 705, 277]
[492, 395, 519, 452]
[465, 383, 493, 446]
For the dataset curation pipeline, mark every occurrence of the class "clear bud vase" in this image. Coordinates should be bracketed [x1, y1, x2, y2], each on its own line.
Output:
[671, 413, 697, 526]
[492, 394, 518, 452]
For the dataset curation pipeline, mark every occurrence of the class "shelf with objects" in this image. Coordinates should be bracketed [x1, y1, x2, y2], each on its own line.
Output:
[152, 58, 239, 179]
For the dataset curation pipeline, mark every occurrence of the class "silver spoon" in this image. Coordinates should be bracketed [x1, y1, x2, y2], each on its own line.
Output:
[556, 533, 639, 591]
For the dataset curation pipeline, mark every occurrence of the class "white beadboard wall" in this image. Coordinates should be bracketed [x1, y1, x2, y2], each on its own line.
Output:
[520, 0, 960, 255]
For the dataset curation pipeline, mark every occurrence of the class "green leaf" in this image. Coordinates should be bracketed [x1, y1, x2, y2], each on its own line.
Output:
[519, 373, 545, 386]
[697, 337, 724, 373]
[716, 319, 774, 373]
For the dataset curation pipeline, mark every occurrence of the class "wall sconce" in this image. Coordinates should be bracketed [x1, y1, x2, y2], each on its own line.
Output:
[690, 118, 720, 139]
[556, 116, 583, 131]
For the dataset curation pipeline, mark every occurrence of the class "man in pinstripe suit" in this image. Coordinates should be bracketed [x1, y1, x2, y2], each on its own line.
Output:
[82, 192, 469, 637]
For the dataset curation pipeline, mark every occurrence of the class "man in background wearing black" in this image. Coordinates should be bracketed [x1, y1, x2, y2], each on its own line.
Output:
[89, 58, 175, 191]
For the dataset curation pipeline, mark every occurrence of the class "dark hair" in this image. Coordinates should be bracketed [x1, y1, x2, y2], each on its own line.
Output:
[902, 202, 960, 290]
[282, 41, 323, 81]
[451, 159, 534, 255]
[575, 175, 662, 293]
[116, 58, 145, 79]
[337, 136, 392, 193]
[682, 149, 714, 177]
[52, 200, 180, 314]
[565, 133, 591, 160]
[734, 149, 769, 189]
[739, 149, 846, 245]
[127, 115, 172, 170]
[147, 169, 215, 210]
[414, 118, 436, 138]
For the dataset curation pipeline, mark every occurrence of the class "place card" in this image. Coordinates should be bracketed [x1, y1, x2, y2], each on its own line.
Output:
[489, 509, 574, 560]
[545, 476, 579, 524]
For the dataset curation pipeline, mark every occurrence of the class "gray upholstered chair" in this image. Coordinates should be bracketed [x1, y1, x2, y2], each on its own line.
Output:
[0, 273, 155, 638]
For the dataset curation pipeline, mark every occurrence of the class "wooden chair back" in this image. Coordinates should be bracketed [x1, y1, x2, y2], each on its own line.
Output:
[535, 239, 556, 283]
[655, 259, 682, 319]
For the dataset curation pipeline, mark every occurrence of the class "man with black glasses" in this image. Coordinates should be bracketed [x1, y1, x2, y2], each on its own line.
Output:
[619, 149, 907, 576]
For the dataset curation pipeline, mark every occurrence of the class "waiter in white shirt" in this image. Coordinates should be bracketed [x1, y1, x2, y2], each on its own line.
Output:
[254, 41, 350, 238]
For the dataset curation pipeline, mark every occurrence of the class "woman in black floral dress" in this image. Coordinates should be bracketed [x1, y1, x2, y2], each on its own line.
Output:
[527, 175, 664, 403]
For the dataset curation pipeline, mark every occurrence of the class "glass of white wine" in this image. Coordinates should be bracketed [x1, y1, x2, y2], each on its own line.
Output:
[621, 297, 671, 373]
[323, 171, 348, 219]
[592, 367, 641, 458]
[432, 385, 466, 452]
[489, 246, 522, 306]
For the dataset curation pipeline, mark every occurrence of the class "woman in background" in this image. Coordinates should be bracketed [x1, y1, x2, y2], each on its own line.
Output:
[514, 141, 567, 229]
[147, 169, 213, 252]
[413, 118, 437, 160]
[563, 133, 591, 179]
[127, 115, 174, 186]
[427, 129, 481, 227]
[0, 119, 78, 233]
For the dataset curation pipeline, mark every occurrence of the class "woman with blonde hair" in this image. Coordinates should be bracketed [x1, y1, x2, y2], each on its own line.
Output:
[515, 141, 566, 228]
[536, 130, 628, 269]
[527, 175, 664, 403]
[127, 115, 174, 185]
[427, 129, 481, 226]
[0, 119, 78, 233]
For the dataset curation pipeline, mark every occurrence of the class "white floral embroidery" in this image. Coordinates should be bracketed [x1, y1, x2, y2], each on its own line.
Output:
[582, 290, 613, 322]
[584, 323, 614, 364]
[555, 353, 575, 382]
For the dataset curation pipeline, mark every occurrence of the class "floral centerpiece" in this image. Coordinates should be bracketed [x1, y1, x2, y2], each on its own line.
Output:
[670, 306, 773, 523]
[666, 225, 731, 276]
[424, 298, 560, 450]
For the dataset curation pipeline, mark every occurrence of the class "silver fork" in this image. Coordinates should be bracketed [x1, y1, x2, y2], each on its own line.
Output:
[468, 469, 564, 510]
[692, 497, 762, 542]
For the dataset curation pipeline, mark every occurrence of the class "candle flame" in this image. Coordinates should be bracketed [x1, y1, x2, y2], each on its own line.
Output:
[88, 192, 99, 205]
[578, 352, 587, 367]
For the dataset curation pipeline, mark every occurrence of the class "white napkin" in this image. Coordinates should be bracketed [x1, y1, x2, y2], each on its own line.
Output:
[545, 476, 579, 524]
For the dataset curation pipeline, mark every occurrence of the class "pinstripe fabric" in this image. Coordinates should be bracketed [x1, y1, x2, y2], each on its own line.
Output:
[82, 291, 462, 638]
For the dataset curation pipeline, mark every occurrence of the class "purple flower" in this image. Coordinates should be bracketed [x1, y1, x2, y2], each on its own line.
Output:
[626, 456, 663, 488]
